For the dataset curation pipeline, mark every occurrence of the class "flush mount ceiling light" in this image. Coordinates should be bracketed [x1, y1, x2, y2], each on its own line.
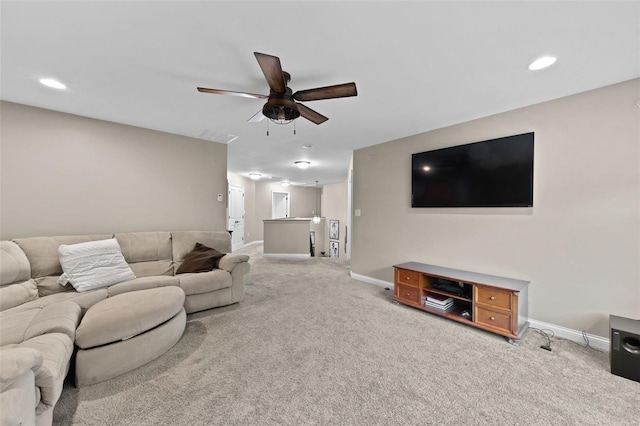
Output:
[302, 144, 313, 149]
[280, 181, 290, 187]
[528, 56, 557, 71]
[295, 161, 311, 169]
[39, 78, 66, 90]
[248, 173, 262, 180]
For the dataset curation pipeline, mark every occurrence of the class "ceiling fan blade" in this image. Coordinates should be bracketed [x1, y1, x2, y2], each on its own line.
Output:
[297, 103, 329, 125]
[197, 87, 268, 99]
[254, 52, 287, 94]
[247, 109, 266, 122]
[293, 82, 357, 102]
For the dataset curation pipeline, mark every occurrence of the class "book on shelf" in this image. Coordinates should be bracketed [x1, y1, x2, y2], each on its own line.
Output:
[424, 300, 455, 311]
[426, 293, 454, 305]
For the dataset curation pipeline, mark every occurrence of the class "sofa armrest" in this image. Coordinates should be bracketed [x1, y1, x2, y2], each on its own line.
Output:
[0, 347, 43, 391]
[0, 347, 42, 426]
[218, 254, 249, 273]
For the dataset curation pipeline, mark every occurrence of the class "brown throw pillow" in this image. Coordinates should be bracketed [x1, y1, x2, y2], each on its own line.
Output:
[176, 243, 225, 274]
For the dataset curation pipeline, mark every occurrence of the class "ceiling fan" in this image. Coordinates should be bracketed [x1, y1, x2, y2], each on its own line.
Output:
[197, 52, 357, 125]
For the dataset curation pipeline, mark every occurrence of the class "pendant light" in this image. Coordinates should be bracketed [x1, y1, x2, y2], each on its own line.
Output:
[312, 181, 321, 224]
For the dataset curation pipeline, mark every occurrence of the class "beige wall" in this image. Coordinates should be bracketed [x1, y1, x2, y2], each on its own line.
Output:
[1, 101, 227, 239]
[227, 172, 258, 243]
[248, 181, 319, 241]
[322, 182, 348, 257]
[352, 78, 640, 337]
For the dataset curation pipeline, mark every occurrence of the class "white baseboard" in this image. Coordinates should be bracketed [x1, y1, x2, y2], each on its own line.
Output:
[528, 318, 610, 352]
[263, 253, 311, 259]
[350, 272, 393, 289]
[349, 272, 610, 352]
[232, 240, 263, 253]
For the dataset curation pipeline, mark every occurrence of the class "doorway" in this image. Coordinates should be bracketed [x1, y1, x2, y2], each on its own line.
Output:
[228, 184, 245, 251]
[272, 191, 290, 219]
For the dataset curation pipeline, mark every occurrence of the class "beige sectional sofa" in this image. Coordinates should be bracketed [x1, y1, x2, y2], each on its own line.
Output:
[0, 230, 249, 426]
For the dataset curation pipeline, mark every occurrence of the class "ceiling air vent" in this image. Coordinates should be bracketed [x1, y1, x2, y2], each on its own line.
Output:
[198, 129, 238, 144]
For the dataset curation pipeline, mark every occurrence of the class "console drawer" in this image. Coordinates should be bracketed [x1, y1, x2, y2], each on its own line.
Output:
[476, 286, 512, 311]
[476, 307, 511, 332]
[396, 269, 420, 287]
[395, 283, 421, 304]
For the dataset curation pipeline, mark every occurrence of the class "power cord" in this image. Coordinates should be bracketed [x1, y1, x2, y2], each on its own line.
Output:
[530, 327, 554, 351]
[531, 328, 593, 352]
[561, 330, 591, 349]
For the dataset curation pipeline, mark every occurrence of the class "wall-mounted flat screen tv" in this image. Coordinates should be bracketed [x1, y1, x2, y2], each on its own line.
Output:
[412, 132, 534, 208]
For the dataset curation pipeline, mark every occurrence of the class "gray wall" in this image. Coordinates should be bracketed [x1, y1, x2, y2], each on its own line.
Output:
[352, 78, 640, 337]
[1, 101, 228, 238]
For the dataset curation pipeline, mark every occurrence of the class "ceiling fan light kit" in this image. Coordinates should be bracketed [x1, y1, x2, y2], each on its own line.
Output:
[198, 52, 357, 127]
[263, 97, 300, 124]
[295, 161, 310, 169]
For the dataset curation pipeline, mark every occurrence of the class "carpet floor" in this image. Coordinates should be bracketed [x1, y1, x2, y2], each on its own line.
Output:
[54, 243, 640, 425]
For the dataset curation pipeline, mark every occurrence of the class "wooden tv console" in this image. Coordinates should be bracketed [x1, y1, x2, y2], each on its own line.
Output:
[393, 262, 529, 343]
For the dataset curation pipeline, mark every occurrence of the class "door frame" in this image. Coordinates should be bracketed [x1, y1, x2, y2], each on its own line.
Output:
[228, 183, 245, 251]
[271, 191, 290, 219]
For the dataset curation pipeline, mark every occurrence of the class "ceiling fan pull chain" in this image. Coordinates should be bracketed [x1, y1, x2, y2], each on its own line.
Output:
[267, 120, 270, 136]
[294, 120, 296, 135]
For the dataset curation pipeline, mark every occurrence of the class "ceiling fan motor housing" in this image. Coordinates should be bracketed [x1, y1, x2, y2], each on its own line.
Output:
[263, 91, 300, 121]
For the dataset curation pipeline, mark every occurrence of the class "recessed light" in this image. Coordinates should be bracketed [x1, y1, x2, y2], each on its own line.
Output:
[280, 181, 291, 187]
[294, 161, 311, 169]
[248, 173, 262, 180]
[528, 56, 557, 71]
[39, 78, 67, 90]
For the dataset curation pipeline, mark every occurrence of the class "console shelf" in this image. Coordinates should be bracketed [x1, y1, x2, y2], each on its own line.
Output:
[393, 262, 529, 342]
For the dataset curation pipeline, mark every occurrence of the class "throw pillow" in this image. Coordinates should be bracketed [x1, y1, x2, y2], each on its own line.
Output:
[58, 239, 136, 292]
[176, 243, 225, 274]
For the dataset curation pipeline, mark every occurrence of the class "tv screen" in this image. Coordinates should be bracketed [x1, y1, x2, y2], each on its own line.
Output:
[412, 132, 534, 208]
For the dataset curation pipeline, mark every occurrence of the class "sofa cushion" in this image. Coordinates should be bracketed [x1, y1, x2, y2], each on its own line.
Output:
[0, 279, 38, 312]
[58, 239, 135, 292]
[75, 287, 185, 349]
[1, 289, 107, 318]
[115, 232, 173, 277]
[177, 269, 232, 296]
[12, 235, 112, 278]
[107, 275, 179, 297]
[0, 241, 31, 286]
[171, 231, 231, 272]
[176, 243, 225, 274]
[34, 276, 75, 297]
[0, 301, 81, 346]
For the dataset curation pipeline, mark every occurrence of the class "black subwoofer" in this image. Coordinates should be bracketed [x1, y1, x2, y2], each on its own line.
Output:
[610, 315, 640, 383]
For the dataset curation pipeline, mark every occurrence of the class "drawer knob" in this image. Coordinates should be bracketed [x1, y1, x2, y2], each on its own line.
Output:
[406, 293, 411, 296]
[490, 296, 496, 300]
[490, 316, 495, 321]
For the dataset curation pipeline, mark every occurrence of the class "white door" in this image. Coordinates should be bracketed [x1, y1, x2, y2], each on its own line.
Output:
[272, 191, 290, 218]
[228, 184, 245, 251]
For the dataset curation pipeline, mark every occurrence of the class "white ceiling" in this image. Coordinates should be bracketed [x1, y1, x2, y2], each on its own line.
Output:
[2, 1, 638, 186]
